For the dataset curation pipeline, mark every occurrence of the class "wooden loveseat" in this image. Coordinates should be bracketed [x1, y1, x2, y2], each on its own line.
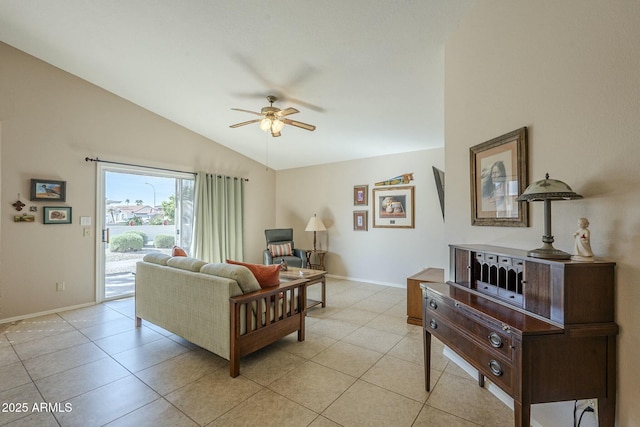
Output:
[135, 253, 307, 377]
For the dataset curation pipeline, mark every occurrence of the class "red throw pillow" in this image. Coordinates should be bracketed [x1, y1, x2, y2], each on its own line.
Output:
[172, 246, 188, 257]
[226, 259, 281, 288]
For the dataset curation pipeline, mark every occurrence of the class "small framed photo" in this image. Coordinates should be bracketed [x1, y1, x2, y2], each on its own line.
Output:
[30, 179, 66, 201]
[373, 186, 415, 228]
[353, 210, 368, 231]
[470, 127, 528, 227]
[353, 185, 368, 206]
[43, 206, 72, 224]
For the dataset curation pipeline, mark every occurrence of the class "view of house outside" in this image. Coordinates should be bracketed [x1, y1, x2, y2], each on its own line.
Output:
[104, 171, 194, 298]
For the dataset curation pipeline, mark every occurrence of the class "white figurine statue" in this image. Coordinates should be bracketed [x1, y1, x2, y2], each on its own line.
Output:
[571, 217, 594, 261]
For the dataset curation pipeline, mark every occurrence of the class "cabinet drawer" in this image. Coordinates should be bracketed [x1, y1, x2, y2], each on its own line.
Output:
[426, 292, 514, 361]
[425, 315, 514, 395]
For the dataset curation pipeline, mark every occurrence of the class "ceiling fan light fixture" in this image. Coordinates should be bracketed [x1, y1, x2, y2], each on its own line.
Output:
[272, 119, 284, 133]
[230, 95, 316, 136]
[259, 117, 272, 132]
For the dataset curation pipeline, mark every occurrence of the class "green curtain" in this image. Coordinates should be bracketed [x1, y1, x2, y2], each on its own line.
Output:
[190, 172, 244, 263]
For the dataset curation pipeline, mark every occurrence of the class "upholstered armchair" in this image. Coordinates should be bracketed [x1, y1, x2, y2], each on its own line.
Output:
[263, 228, 307, 268]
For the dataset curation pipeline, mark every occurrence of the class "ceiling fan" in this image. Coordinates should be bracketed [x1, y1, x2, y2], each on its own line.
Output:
[229, 95, 316, 137]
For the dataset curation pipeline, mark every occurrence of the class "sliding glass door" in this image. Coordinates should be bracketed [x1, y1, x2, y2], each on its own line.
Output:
[97, 163, 194, 301]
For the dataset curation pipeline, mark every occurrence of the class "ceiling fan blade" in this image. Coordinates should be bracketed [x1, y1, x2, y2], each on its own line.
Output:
[229, 119, 261, 128]
[231, 108, 262, 116]
[283, 118, 316, 131]
[276, 107, 299, 117]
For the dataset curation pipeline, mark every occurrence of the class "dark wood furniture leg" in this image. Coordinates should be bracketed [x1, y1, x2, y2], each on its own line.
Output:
[424, 329, 432, 391]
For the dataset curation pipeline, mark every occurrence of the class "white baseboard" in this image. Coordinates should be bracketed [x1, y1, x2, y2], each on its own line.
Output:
[325, 273, 404, 288]
[0, 301, 96, 325]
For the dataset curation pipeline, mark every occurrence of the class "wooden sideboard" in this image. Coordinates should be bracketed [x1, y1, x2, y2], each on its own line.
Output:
[423, 244, 617, 427]
[406, 268, 444, 325]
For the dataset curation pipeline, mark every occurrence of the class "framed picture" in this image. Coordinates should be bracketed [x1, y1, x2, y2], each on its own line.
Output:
[43, 206, 72, 224]
[470, 127, 528, 227]
[353, 185, 368, 206]
[432, 166, 445, 219]
[353, 210, 368, 231]
[372, 186, 414, 228]
[30, 179, 66, 201]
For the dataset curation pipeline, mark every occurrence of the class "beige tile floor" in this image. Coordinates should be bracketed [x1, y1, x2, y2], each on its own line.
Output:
[0, 278, 513, 427]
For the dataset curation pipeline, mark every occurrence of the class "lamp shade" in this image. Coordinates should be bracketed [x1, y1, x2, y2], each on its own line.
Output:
[516, 173, 582, 202]
[305, 215, 326, 232]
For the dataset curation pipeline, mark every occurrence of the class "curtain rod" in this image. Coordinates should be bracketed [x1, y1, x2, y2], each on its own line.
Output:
[84, 157, 249, 181]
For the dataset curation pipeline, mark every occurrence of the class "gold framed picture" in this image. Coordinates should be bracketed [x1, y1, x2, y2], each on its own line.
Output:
[353, 185, 368, 206]
[372, 186, 414, 228]
[353, 210, 368, 231]
[470, 127, 528, 227]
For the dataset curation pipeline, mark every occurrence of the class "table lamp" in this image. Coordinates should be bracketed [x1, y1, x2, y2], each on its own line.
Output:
[516, 173, 582, 259]
[305, 214, 326, 251]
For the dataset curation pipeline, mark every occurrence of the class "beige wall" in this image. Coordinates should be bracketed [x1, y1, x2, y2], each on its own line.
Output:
[276, 148, 447, 286]
[445, 1, 640, 425]
[0, 42, 276, 321]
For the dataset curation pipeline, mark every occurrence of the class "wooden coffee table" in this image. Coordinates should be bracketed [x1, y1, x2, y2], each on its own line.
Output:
[280, 267, 326, 309]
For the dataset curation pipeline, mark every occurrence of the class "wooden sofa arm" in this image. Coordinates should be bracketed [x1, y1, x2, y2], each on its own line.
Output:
[229, 278, 308, 305]
[229, 278, 308, 377]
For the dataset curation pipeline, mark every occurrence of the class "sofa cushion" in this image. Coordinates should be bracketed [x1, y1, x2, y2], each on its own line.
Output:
[200, 263, 261, 294]
[269, 242, 293, 257]
[226, 260, 281, 288]
[142, 253, 171, 265]
[172, 245, 188, 257]
[167, 256, 207, 272]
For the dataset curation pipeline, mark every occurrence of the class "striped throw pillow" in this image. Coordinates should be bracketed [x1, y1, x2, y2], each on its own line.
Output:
[269, 243, 293, 257]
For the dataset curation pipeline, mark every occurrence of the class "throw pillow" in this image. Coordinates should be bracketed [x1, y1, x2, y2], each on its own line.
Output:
[226, 259, 281, 288]
[269, 242, 293, 257]
[172, 246, 188, 257]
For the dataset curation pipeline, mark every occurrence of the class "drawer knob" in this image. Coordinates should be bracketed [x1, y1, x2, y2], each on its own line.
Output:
[454, 302, 460, 308]
[429, 319, 438, 330]
[429, 299, 438, 310]
[488, 332, 503, 348]
[488, 360, 503, 376]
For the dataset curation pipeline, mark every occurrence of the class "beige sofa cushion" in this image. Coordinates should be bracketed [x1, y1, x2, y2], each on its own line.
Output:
[200, 263, 261, 294]
[142, 253, 171, 265]
[167, 256, 207, 272]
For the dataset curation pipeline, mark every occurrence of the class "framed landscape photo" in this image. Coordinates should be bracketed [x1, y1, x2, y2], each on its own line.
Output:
[372, 186, 414, 228]
[470, 127, 528, 227]
[353, 210, 368, 231]
[353, 185, 368, 206]
[30, 179, 66, 201]
[43, 206, 72, 224]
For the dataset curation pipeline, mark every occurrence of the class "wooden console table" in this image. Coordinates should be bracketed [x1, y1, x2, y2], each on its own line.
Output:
[406, 268, 444, 325]
[423, 244, 617, 427]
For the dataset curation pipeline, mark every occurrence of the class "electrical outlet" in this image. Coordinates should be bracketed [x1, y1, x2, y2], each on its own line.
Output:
[56, 282, 65, 292]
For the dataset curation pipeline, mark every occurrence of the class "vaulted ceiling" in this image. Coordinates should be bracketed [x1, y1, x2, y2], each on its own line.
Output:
[0, 1, 475, 170]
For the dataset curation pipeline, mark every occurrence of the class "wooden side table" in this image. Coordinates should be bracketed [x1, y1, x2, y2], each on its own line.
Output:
[280, 267, 327, 309]
[406, 267, 443, 325]
[303, 249, 327, 270]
